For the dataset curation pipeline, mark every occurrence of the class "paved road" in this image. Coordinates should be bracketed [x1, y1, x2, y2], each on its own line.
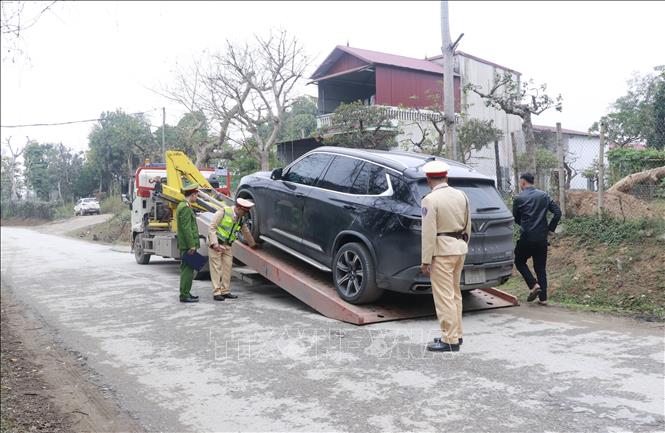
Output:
[1, 226, 664, 432]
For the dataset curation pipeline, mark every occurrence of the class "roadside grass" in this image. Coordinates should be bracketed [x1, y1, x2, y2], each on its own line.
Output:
[502, 215, 665, 321]
[100, 196, 127, 214]
[53, 201, 75, 220]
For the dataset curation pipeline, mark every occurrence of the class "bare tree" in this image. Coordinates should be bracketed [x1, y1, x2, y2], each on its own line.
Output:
[466, 72, 562, 176]
[230, 30, 310, 170]
[1, 1, 57, 62]
[162, 56, 251, 166]
[162, 30, 308, 170]
[4, 136, 24, 199]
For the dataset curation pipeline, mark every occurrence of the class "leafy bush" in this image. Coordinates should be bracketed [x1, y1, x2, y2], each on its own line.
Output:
[101, 195, 127, 215]
[54, 201, 76, 220]
[1, 200, 58, 220]
[564, 216, 650, 246]
[607, 147, 665, 183]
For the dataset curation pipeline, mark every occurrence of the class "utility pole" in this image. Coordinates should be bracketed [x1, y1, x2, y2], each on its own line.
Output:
[511, 131, 519, 192]
[493, 139, 502, 191]
[441, 1, 459, 161]
[161, 107, 166, 160]
[556, 122, 566, 217]
[598, 121, 605, 217]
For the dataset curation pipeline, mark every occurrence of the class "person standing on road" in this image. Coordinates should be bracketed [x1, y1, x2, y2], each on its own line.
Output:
[208, 198, 257, 301]
[512, 173, 562, 305]
[177, 183, 202, 303]
[420, 160, 471, 353]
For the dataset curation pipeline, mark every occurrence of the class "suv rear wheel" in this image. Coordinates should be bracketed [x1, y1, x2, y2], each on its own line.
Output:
[333, 242, 383, 304]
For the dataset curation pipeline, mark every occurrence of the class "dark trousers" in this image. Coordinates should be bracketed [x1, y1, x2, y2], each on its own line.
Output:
[179, 250, 194, 299]
[514, 239, 548, 301]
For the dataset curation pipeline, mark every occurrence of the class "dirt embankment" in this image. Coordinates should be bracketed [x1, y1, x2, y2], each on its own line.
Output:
[69, 212, 130, 244]
[567, 191, 661, 220]
[0, 289, 143, 432]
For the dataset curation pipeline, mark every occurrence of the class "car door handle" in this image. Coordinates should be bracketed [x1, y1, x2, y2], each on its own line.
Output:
[343, 204, 356, 211]
[295, 192, 305, 198]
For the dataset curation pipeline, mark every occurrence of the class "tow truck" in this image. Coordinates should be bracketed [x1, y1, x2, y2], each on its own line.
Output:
[130, 151, 518, 325]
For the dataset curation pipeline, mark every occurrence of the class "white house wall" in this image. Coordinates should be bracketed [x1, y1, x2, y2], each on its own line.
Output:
[567, 135, 605, 190]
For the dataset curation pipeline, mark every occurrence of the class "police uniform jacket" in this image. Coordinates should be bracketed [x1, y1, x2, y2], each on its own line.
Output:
[421, 182, 472, 264]
[208, 207, 256, 248]
[176, 201, 200, 251]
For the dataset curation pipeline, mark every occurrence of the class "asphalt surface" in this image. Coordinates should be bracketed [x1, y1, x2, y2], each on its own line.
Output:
[1, 225, 664, 432]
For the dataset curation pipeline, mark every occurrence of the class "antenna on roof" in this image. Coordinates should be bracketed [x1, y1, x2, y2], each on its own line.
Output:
[346, 40, 349, 47]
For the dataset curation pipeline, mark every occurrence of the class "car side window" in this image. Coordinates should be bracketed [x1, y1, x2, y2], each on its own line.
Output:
[283, 153, 333, 186]
[350, 163, 388, 195]
[317, 156, 365, 193]
[388, 174, 415, 204]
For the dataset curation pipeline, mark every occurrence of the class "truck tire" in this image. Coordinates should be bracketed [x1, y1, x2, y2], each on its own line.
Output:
[133, 234, 151, 264]
[333, 242, 383, 304]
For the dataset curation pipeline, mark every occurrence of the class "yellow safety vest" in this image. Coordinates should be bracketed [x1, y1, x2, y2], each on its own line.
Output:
[216, 207, 241, 245]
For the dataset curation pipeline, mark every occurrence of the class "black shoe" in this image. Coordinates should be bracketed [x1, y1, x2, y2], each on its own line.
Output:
[527, 284, 541, 302]
[426, 337, 460, 352]
[222, 293, 238, 299]
[190, 294, 199, 299]
[179, 296, 199, 303]
[213, 295, 226, 301]
[458, 338, 463, 345]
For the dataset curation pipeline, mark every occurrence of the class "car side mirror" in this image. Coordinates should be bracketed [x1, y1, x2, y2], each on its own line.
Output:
[271, 167, 283, 180]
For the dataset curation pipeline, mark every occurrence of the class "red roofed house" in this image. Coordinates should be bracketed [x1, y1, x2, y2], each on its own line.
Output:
[306, 45, 524, 189]
[310, 45, 461, 114]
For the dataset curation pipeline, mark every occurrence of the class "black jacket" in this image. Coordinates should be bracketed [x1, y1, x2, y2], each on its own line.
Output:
[513, 187, 561, 242]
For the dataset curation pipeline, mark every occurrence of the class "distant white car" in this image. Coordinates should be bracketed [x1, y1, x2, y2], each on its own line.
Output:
[74, 197, 101, 216]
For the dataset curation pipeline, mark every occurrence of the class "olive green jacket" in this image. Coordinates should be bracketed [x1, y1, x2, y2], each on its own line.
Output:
[176, 201, 200, 251]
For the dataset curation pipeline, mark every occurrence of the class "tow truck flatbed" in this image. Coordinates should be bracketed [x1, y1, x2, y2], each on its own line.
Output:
[233, 242, 519, 325]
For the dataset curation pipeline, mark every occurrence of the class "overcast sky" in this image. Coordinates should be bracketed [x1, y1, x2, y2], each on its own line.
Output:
[1, 1, 664, 154]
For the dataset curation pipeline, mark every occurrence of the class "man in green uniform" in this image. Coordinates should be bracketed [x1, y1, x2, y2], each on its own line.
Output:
[177, 182, 201, 303]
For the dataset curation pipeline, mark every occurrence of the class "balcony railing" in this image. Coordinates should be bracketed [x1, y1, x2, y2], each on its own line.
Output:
[317, 105, 455, 129]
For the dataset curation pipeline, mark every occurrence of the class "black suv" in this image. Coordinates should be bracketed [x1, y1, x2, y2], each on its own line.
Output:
[236, 147, 514, 304]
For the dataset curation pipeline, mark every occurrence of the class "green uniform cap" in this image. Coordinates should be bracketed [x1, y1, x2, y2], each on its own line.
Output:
[181, 182, 200, 193]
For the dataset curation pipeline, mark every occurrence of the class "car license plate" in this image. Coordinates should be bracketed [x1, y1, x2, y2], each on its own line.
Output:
[464, 269, 486, 285]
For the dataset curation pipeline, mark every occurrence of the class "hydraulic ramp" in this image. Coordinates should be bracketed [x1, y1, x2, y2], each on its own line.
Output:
[232, 242, 519, 325]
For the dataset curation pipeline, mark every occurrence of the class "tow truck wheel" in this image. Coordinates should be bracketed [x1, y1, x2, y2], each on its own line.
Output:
[333, 242, 383, 304]
[133, 234, 151, 264]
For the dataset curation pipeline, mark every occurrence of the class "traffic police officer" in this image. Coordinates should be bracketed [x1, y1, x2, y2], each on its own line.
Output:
[420, 160, 471, 352]
[177, 182, 202, 303]
[207, 198, 257, 301]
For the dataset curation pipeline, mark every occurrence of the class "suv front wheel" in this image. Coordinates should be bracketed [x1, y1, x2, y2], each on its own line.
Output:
[333, 242, 383, 304]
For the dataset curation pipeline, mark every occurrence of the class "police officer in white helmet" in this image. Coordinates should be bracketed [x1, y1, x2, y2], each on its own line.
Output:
[420, 160, 471, 352]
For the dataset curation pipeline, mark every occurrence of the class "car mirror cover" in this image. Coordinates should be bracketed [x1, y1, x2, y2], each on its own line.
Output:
[271, 168, 283, 180]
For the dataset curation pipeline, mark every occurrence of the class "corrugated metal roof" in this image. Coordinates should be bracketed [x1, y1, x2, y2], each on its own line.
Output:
[311, 45, 447, 79]
[533, 124, 599, 137]
[428, 51, 521, 76]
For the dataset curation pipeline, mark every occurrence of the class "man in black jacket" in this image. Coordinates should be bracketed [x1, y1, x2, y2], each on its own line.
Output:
[513, 173, 562, 304]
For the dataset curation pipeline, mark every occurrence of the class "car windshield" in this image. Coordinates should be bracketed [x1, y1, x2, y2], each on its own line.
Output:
[413, 179, 507, 214]
[83, 198, 97, 202]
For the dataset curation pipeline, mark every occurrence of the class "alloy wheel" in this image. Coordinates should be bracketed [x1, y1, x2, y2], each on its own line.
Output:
[336, 250, 363, 297]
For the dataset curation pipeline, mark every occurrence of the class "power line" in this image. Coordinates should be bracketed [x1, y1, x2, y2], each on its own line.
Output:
[0, 108, 162, 128]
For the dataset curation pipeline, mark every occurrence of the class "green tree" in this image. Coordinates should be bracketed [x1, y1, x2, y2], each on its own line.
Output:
[457, 118, 503, 164]
[152, 123, 180, 155]
[466, 72, 563, 176]
[73, 160, 99, 198]
[88, 110, 156, 194]
[590, 69, 665, 148]
[23, 141, 50, 200]
[648, 73, 665, 149]
[278, 96, 318, 141]
[322, 101, 397, 149]
[45, 143, 85, 202]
